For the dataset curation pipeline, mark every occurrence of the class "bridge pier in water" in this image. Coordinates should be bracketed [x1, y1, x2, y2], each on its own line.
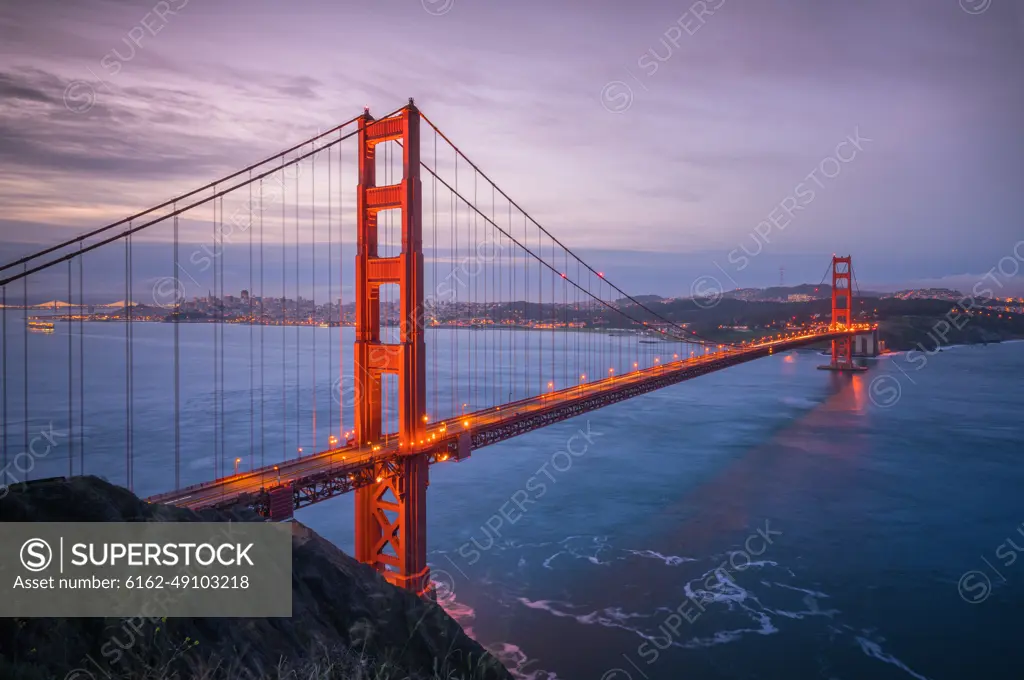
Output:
[352, 101, 430, 595]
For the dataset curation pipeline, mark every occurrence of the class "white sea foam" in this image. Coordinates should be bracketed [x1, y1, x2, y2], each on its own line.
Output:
[542, 551, 564, 570]
[516, 540, 935, 676]
[754, 581, 842, 621]
[442, 591, 561, 678]
[781, 396, 818, 409]
[763, 581, 831, 598]
[856, 636, 933, 680]
[681, 612, 779, 649]
[488, 642, 561, 680]
[553, 535, 615, 566]
[437, 592, 477, 639]
[516, 597, 668, 645]
[625, 549, 696, 566]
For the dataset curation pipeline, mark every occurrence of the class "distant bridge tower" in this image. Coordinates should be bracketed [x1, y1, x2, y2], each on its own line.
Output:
[353, 101, 429, 594]
[820, 255, 865, 372]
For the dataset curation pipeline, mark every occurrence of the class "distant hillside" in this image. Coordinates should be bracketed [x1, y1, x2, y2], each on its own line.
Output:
[720, 284, 888, 301]
[724, 284, 827, 300]
[615, 294, 664, 305]
[593, 292, 1024, 350]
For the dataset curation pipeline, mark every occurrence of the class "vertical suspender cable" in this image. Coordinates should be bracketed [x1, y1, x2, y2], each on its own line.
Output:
[23, 264, 28, 479]
[509, 202, 514, 403]
[472, 171, 477, 410]
[79, 244, 84, 472]
[493, 183, 497, 405]
[575, 257, 579, 386]
[526, 216, 531, 393]
[312, 145, 317, 454]
[563, 248, 567, 387]
[67, 260, 73, 477]
[174, 206, 180, 490]
[328, 146, 333, 445]
[282, 158, 287, 462]
[259, 179, 265, 470]
[453, 152, 458, 418]
[2, 286, 6, 472]
[344, 130, 348, 438]
[130, 226, 135, 489]
[219, 196, 225, 474]
[432, 127, 438, 422]
[295, 150, 300, 455]
[212, 196, 219, 478]
[249, 174, 254, 471]
[124, 230, 130, 487]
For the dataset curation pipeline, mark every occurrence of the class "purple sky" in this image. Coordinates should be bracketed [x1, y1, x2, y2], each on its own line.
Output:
[1, 0, 1022, 295]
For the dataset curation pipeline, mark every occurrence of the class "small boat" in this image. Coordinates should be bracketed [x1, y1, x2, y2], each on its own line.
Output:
[28, 320, 54, 333]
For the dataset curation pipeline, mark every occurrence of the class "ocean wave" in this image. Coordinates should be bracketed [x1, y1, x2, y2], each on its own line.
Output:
[680, 609, 779, 649]
[487, 642, 562, 680]
[762, 581, 831, 598]
[516, 597, 669, 645]
[625, 549, 697, 566]
[553, 535, 615, 566]
[493, 537, 937, 678]
[856, 636, 933, 680]
[541, 551, 564, 570]
[441, 589, 561, 679]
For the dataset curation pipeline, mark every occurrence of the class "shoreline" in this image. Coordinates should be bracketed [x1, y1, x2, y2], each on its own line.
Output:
[19, 316, 672, 335]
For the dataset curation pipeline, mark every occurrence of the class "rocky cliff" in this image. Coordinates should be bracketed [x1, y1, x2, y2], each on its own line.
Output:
[0, 476, 512, 680]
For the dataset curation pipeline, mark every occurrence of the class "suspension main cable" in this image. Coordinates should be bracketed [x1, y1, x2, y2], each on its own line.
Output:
[0, 116, 365, 274]
[418, 110, 725, 347]
[417, 154, 708, 345]
[0, 108, 405, 288]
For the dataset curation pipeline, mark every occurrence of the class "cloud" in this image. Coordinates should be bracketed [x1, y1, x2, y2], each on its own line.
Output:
[0, 0, 1021, 291]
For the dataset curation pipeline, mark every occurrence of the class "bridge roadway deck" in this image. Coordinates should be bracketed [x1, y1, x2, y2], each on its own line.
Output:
[147, 328, 863, 514]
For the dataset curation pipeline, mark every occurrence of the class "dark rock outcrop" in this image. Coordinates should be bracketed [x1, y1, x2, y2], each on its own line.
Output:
[0, 476, 512, 680]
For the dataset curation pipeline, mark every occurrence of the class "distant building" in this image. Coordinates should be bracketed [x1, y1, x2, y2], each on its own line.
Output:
[787, 294, 813, 302]
[892, 288, 962, 301]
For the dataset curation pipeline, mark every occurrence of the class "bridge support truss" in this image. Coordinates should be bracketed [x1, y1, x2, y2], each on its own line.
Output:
[353, 101, 430, 594]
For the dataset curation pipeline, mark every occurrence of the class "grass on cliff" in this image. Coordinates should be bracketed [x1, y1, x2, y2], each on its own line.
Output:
[2, 640, 505, 680]
[120, 648, 498, 679]
[171, 644, 501, 679]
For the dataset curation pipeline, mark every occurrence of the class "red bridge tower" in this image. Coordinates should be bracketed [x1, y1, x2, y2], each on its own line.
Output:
[831, 255, 853, 369]
[820, 255, 866, 372]
[353, 101, 430, 594]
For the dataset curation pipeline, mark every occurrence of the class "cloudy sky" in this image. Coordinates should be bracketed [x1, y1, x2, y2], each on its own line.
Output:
[1, 0, 1022, 295]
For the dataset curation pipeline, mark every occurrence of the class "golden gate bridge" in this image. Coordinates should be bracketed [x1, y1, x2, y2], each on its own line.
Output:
[0, 99, 871, 594]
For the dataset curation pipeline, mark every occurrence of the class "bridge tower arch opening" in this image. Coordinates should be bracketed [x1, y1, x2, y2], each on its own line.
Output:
[353, 100, 429, 594]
